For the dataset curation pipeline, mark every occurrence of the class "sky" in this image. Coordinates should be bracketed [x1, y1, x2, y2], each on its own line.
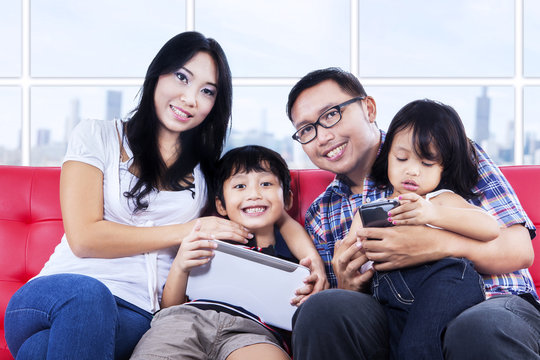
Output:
[1, 0, 540, 164]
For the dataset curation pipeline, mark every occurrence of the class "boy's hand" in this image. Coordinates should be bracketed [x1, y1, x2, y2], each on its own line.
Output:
[290, 256, 329, 306]
[388, 194, 435, 226]
[173, 221, 218, 273]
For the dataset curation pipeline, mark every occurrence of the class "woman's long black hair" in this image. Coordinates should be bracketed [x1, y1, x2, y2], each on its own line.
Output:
[371, 99, 479, 199]
[124, 32, 232, 212]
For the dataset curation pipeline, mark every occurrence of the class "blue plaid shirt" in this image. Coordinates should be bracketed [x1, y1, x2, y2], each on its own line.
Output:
[305, 130, 537, 298]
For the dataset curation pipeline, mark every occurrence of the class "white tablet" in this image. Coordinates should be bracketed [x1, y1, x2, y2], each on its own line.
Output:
[186, 239, 310, 331]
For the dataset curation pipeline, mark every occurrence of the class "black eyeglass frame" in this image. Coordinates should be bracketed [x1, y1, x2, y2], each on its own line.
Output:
[291, 96, 366, 144]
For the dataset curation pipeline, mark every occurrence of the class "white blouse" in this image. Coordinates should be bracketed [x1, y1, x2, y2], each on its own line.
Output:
[37, 119, 207, 313]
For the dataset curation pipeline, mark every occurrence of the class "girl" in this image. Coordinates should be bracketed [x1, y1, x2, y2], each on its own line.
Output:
[356, 99, 501, 360]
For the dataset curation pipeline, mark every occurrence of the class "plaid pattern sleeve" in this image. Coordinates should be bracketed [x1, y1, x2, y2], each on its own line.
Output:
[468, 142, 537, 298]
[305, 179, 362, 288]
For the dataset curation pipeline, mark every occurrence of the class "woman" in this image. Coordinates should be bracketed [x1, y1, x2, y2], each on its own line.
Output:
[4, 31, 249, 359]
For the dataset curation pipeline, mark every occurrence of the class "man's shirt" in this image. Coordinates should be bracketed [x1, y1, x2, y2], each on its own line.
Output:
[305, 130, 537, 298]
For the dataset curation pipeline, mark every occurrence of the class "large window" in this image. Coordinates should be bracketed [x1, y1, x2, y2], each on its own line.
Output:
[1, 0, 539, 167]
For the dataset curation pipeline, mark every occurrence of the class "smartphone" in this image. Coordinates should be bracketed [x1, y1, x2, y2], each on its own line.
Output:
[359, 199, 400, 228]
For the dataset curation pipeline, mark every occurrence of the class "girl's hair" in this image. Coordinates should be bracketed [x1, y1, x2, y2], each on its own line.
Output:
[371, 99, 479, 199]
[124, 31, 232, 212]
[214, 145, 292, 210]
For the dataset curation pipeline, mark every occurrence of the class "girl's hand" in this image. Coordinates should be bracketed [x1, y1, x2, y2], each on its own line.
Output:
[389, 193, 435, 226]
[172, 221, 218, 273]
[290, 256, 330, 306]
[192, 216, 253, 244]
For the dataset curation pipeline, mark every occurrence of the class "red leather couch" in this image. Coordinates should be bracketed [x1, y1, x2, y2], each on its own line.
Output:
[0, 165, 538, 359]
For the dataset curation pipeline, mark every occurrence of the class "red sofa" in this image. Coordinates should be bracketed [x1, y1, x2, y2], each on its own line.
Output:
[0, 165, 538, 359]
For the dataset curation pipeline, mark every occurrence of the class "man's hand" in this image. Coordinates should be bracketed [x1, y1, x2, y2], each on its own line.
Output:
[331, 234, 374, 292]
[357, 225, 447, 271]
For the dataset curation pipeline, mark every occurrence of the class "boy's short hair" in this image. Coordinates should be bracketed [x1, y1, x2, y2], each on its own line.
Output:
[214, 145, 292, 208]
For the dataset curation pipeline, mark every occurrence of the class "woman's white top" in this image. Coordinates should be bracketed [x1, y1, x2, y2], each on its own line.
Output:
[37, 119, 208, 313]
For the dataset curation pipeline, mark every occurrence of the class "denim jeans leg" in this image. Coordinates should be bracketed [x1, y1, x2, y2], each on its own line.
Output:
[292, 289, 389, 360]
[372, 269, 416, 360]
[114, 296, 152, 360]
[397, 257, 484, 360]
[5, 274, 119, 360]
[444, 295, 540, 359]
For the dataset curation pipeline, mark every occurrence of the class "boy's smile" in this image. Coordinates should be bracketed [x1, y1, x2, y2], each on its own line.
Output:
[216, 169, 286, 238]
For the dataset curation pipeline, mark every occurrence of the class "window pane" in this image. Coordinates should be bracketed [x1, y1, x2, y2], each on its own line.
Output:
[196, 0, 350, 77]
[0, 1, 21, 77]
[524, 87, 540, 164]
[367, 86, 514, 165]
[227, 86, 313, 169]
[359, 0, 514, 77]
[524, 0, 540, 77]
[31, 0, 185, 77]
[30, 87, 140, 166]
[0, 88, 22, 165]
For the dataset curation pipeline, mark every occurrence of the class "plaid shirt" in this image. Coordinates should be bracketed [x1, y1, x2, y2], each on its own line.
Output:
[305, 130, 538, 298]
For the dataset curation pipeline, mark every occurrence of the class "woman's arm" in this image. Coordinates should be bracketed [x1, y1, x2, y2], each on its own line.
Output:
[390, 192, 500, 242]
[160, 222, 217, 308]
[61, 161, 251, 258]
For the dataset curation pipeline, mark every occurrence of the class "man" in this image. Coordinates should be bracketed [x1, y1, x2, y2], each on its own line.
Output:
[287, 67, 539, 359]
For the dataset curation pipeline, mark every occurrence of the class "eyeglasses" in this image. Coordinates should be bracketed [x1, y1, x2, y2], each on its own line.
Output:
[291, 96, 366, 144]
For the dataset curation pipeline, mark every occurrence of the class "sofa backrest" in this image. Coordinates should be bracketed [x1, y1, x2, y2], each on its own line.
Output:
[499, 166, 540, 294]
[0, 165, 538, 359]
[0, 166, 64, 358]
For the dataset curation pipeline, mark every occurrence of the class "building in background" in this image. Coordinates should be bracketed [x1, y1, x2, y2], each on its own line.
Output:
[106, 90, 123, 121]
[475, 87, 490, 145]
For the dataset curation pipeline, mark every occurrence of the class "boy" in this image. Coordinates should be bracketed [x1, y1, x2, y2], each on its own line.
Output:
[131, 145, 327, 360]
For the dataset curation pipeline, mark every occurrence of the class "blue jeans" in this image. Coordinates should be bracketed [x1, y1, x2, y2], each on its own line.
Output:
[292, 289, 389, 360]
[4, 274, 152, 360]
[372, 257, 485, 360]
[444, 294, 540, 359]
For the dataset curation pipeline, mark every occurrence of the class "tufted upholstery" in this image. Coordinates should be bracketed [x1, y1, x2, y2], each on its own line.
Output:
[0, 165, 538, 359]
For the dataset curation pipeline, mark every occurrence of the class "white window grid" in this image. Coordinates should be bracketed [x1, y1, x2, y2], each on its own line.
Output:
[2, 0, 536, 165]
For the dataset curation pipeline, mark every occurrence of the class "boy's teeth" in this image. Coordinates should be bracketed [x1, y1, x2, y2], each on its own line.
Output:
[327, 144, 345, 158]
[244, 207, 265, 214]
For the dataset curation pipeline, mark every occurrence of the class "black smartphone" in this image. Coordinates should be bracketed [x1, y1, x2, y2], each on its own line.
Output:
[359, 199, 400, 228]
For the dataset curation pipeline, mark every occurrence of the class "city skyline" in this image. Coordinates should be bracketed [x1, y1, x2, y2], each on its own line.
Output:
[4, 86, 537, 167]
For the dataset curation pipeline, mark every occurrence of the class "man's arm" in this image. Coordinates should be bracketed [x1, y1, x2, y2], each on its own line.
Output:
[358, 224, 533, 274]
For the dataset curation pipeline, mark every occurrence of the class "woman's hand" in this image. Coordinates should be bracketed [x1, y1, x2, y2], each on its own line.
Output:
[191, 216, 253, 244]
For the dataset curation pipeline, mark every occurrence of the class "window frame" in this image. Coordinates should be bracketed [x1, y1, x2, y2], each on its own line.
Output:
[1, 0, 535, 166]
